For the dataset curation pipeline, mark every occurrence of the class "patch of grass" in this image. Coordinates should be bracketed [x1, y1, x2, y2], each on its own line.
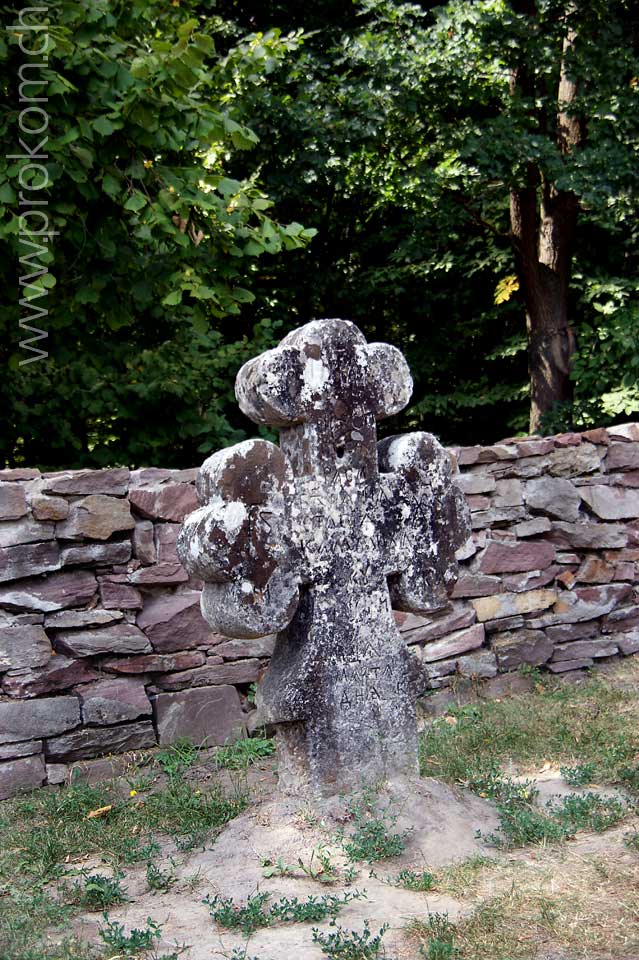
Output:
[409, 913, 460, 960]
[312, 920, 389, 958]
[146, 858, 177, 893]
[206, 890, 271, 935]
[156, 738, 200, 779]
[339, 789, 409, 862]
[215, 735, 276, 770]
[420, 669, 639, 794]
[76, 871, 127, 910]
[0, 888, 80, 960]
[446, 851, 639, 959]
[560, 761, 597, 787]
[98, 915, 162, 955]
[618, 763, 639, 793]
[624, 829, 639, 851]
[420, 670, 639, 850]
[205, 889, 365, 934]
[466, 764, 631, 847]
[0, 768, 246, 960]
[552, 791, 629, 834]
[395, 868, 435, 891]
[435, 855, 496, 899]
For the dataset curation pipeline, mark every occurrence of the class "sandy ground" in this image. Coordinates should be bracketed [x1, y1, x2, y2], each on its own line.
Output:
[69, 773, 499, 959]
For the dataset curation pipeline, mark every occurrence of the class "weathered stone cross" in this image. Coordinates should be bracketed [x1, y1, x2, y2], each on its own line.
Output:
[178, 319, 469, 795]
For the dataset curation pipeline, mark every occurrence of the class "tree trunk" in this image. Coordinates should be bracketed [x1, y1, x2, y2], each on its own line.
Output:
[512, 185, 578, 434]
[509, 5, 583, 433]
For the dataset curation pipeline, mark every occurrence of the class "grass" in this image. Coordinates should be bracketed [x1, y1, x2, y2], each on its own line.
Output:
[625, 829, 639, 851]
[205, 889, 365, 934]
[420, 664, 639, 847]
[214, 735, 276, 770]
[1, 666, 638, 960]
[98, 916, 162, 955]
[312, 920, 389, 958]
[429, 847, 639, 960]
[339, 788, 409, 862]
[419, 667, 639, 791]
[408, 913, 460, 960]
[395, 868, 436, 891]
[409, 845, 639, 960]
[75, 870, 128, 910]
[0, 739, 248, 960]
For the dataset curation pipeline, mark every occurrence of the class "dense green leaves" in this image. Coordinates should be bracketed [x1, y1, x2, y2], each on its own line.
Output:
[1, 0, 638, 467]
[0, 0, 314, 467]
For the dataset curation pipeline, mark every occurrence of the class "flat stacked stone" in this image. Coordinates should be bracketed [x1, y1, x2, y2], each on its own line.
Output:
[1, 388, 639, 798]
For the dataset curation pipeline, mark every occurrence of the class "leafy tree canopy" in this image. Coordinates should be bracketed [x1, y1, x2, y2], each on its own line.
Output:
[1, 0, 638, 467]
[1, 0, 314, 467]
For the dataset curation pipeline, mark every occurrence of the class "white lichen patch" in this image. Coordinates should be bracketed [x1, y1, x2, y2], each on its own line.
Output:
[300, 357, 330, 404]
[221, 500, 248, 539]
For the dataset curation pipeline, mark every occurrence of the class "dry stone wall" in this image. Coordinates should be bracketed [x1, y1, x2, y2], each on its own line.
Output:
[402, 422, 639, 705]
[1, 424, 639, 799]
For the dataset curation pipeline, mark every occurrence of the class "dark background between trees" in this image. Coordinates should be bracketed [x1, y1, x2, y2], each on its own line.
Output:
[1, 0, 638, 469]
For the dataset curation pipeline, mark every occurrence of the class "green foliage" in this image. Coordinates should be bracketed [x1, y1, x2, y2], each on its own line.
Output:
[420, 671, 639, 846]
[416, 913, 460, 960]
[3, 0, 639, 462]
[560, 762, 598, 787]
[215, 735, 276, 770]
[298, 845, 340, 884]
[0, 765, 246, 958]
[156, 738, 200, 780]
[419, 673, 639, 789]
[625, 830, 639, 851]
[1, 1, 314, 468]
[339, 789, 409, 863]
[395, 868, 435, 892]
[205, 889, 365, 934]
[311, 920, 389, 959]
[98, 915, 162, 955]
[217, 0, 639, 443]
[205, 890, 271, 934]
[260, 856, 296, 878]
[76, 871, 127, 910]
[146, 858, 177, 893]
[262, 845, 343, 884]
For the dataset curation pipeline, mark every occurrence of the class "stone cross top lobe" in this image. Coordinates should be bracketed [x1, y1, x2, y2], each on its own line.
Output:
[178, 319, 470, 795]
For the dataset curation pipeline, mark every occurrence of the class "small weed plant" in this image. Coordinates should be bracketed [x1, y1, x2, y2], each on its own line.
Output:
[299, 844, 340, 883]
[560, 762, 597, 787]
[205, 889, 365, 934]
[312, 920, 389, 958]
[146, 858, 178, 892]
[340, 789, 409, 862]
[156, 738, 200, 779]
[415, 913, 460, 960]
[260, 856, 295, 878]
[395, 868, 435, 891]
[77, 870, 127, 910]
[98, 915, 162, 955]
[262, 845, 340, 883]
[625, 829, 639, 851]
[215, 736, 275, 770]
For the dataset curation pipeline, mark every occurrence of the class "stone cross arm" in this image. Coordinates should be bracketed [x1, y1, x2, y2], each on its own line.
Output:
[178, 319, 470, 641]
[178, 318, 470, 793]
